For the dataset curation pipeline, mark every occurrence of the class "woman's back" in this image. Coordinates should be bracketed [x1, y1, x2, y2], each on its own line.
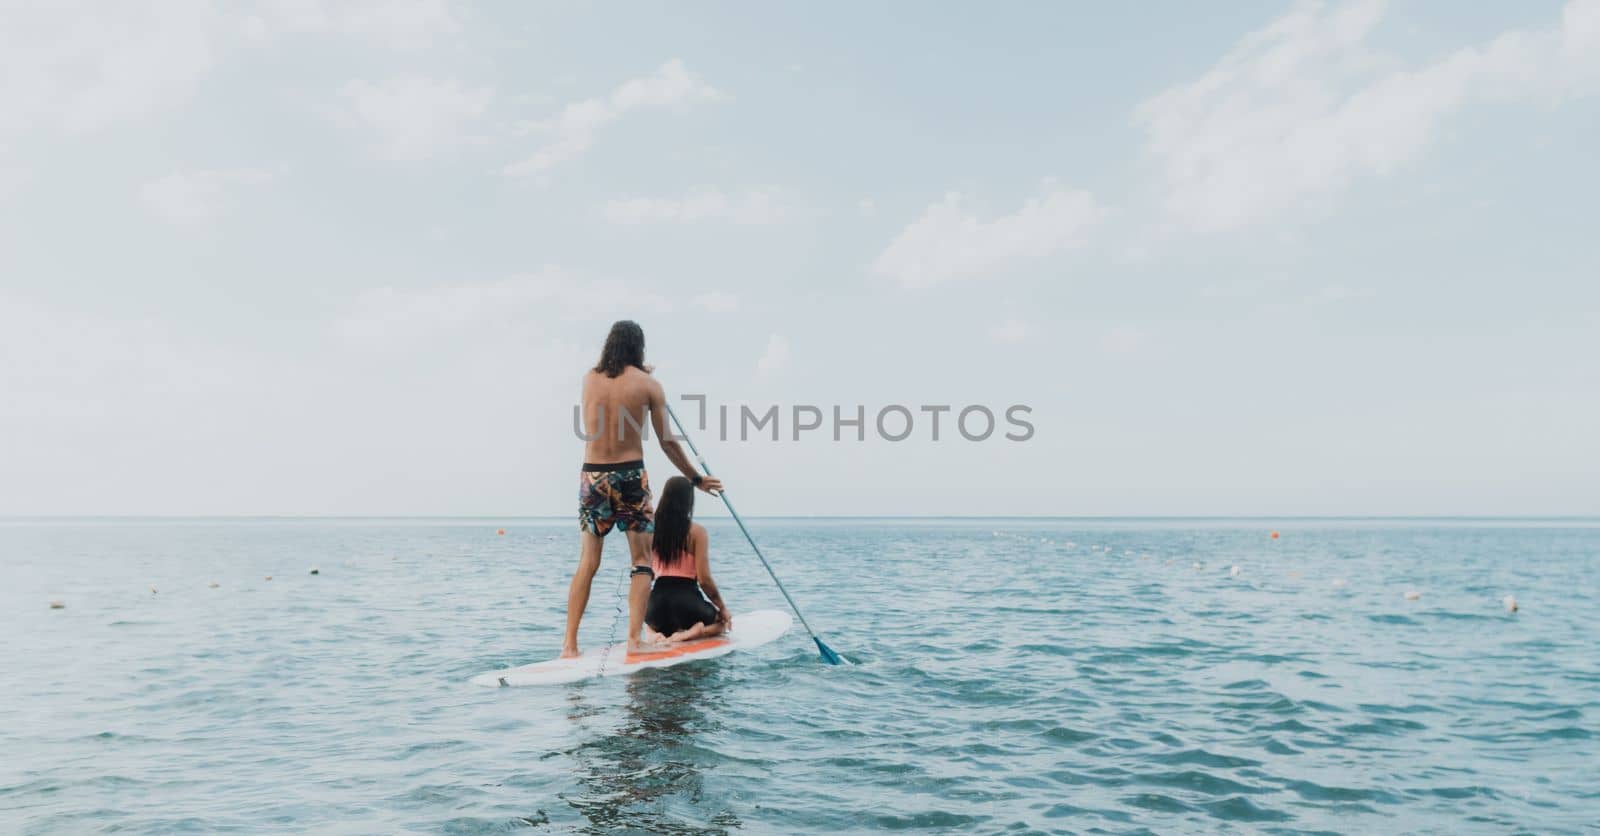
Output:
[651, 536, 699, 580]
[643, 484, 728, 641]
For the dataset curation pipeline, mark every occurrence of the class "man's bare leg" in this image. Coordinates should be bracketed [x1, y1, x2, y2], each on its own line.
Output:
[623, 530, 663, 653]
[561, 531, 604, 658]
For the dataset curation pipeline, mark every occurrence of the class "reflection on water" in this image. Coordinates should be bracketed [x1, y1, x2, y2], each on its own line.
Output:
[561, 664, 741, 834]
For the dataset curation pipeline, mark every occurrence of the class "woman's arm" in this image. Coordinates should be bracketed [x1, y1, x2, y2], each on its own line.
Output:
[693, 524, 730, 624]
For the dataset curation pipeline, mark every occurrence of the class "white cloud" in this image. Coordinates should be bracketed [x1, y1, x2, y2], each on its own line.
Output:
[1100, 326, 1148, 354]
[989, 318, 1031, 344]
[0, 149, 27, 198]
[0, 294, 234, 419]
[1304, 284, 1376, 305]
[756, 333, 789, 378]
[246, 0, 461, 49]
[871, 183, 1102, 287]
[691, 291, 740, 313]
[339, 77, 493, 161]
[140, 168, 276, 226]
[503, 60, 723, 177]
[1138, 0, 1600, 232]
[603, 189, 785, 225]
[336, 270, 673, 346]
[0, 0, 467, 144]
[0, 0, 217, 138]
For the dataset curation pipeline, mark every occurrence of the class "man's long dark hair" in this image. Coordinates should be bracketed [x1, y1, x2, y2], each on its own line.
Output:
[652, 476, 696, 568]
[593, 320, 648, 378]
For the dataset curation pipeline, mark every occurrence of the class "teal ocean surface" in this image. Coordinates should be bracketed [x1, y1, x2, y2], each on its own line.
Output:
[3, 518, 1597, 833]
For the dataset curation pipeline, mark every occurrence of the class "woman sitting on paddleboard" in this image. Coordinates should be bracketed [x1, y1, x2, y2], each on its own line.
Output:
[644, 476, 731, 643]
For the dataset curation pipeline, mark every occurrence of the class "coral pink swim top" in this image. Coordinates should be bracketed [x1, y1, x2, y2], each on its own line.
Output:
[651, 548, 697, 580]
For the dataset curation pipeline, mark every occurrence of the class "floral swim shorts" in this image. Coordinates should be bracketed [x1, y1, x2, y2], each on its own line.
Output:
[578, 460, 654, 536]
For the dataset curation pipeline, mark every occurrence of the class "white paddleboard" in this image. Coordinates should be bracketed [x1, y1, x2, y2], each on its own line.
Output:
[472, 609, 792, 687]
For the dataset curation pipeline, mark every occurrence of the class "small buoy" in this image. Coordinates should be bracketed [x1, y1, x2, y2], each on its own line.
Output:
[1270, 531, 1280, 540]
[265, 575, 273, 581]
[1404, 590, 1421, 601]
[49, 600, 64, 609]
[208, 581, 219, 589]
[1503, 594, 1518, 613]
[1192, 561, 1203, 569]
[497, 528, 506, 536]
[1229, 565, 1242, 577]
[150, 586, 158, 595]
[1331, 578, 1347, 588]
[309, 568, 320, 575]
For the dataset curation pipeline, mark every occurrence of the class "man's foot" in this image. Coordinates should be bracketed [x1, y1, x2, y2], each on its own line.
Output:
[559, 645, 580, 659]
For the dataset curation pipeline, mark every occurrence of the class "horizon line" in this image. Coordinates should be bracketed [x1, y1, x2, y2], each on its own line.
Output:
[3, 514, 1599, 522]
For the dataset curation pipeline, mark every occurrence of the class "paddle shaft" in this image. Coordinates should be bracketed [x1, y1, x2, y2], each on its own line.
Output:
[666, 406, 825, 642]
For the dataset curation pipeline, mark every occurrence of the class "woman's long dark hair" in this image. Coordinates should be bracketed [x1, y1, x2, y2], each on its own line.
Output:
[652, 476, 696, 568]
[593, 320, 648, 378]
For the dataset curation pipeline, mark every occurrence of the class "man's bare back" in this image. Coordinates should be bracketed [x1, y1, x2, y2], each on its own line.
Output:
[580, 366, 665, 462]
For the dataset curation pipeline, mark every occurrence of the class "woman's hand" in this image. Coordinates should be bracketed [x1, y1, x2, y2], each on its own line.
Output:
[697, 476, 724, 495]
[718, 608, 733, 631]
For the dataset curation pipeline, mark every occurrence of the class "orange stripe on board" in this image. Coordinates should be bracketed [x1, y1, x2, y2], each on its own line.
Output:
[625, 638, 730, 664]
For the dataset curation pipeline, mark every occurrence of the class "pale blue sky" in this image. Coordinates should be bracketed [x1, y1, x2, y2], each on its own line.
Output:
[1, 0, 1597, 516]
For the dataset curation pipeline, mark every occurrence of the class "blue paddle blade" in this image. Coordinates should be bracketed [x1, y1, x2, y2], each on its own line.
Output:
[814, 636, 846, 665]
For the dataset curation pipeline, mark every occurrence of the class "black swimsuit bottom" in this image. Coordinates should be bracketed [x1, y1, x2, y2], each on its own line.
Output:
[645, 576, 719, 635]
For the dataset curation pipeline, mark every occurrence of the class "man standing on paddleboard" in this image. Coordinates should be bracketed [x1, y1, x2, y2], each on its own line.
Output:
[563, 320, 723, 657]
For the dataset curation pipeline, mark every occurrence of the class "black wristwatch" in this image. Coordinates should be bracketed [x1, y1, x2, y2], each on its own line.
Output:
[691, 475, 704, 487]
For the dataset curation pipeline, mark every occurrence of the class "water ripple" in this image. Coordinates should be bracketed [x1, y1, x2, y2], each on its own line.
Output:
[2, 518, 1598, 832]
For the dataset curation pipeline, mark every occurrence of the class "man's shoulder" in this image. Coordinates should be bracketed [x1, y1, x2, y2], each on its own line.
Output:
[618, 365, 656, 380]
[627, 368, 664, 396]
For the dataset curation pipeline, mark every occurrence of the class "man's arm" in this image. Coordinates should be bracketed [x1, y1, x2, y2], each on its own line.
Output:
[649, 381, 723, 494]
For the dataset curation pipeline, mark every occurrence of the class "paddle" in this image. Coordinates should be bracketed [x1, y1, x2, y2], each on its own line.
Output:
[666, 405, 847, 665]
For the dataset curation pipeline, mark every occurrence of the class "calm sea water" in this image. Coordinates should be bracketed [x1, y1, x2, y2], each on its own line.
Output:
[2, 518, 1597, 834]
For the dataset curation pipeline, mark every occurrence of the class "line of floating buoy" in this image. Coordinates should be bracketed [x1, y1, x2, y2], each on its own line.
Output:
[309, 567, 320, 575]
[982, 527, 1519, 614]
[497, 528, 506, 536]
